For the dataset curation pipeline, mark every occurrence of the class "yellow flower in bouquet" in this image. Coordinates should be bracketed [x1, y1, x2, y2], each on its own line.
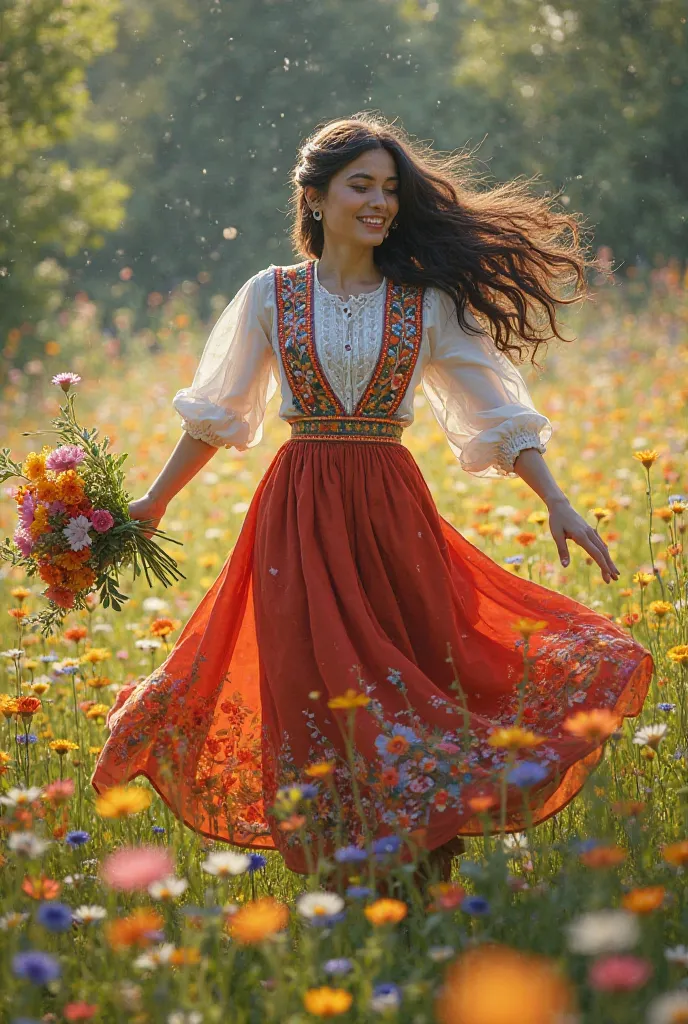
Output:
[1, 372, 184, 633]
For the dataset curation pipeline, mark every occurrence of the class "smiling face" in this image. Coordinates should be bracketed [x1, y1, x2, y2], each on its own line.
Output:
[306, 146, 400, 247]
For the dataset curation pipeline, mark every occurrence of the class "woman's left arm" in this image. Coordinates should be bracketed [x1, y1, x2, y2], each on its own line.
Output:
[512, 446, 620, 584]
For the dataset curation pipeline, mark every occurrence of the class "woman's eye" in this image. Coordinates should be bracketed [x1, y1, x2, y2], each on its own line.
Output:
[351, 186, 398, 195]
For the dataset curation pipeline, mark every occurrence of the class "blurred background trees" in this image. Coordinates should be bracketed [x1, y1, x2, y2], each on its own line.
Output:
[1, 0, 686, 355]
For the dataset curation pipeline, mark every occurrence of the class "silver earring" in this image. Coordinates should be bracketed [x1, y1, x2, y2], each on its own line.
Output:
[312, 208, 322, 221]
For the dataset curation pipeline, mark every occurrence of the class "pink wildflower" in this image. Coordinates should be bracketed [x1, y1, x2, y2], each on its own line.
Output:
[13, 526, 34, 557]
[45, 445, 86, 473]
[47, 500, 67, 515]
[44, 586, 76, 609]
[588, 955, 653, 992]
[51, 372, 81, 392]
[43, 778, 76, 805]
[64, 1002, 98, 1021]
[90, 509, 115, 533]
[100, 845, 175, 891]
[19, 490, 35, 529]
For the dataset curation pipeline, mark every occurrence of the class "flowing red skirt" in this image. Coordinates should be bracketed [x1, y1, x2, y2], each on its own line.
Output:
[91, 438, 654, 873]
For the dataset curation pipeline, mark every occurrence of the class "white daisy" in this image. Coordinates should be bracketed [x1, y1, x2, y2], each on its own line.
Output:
[0, 911, 29, 930]
[665, 945, 688, 967]
[168, 1012, 203, 1024]
[201, 851, 250, 877]
[0, 786, 43, 807]
[148, 876, 189, 900]
[502, 832, 530, 857]
[73, 905, 108, 924]
[295, 891, 344, 919]
[633, 724, 668, 749]
[566, 909, 640, 955]
[646, 990, 688, 1024]
[427, 945, 456, 963]
[133, 943, 176, 971]
[142, 597, 169, 612]
[1, 649, 25, 661]
[135, 638, 162, 651]
[8, 832, 52, 858]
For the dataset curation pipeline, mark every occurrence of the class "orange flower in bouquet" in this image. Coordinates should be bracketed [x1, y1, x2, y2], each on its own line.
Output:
[1, 372, 184, 633]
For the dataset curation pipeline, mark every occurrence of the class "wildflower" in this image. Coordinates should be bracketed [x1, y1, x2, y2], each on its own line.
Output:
[85, 703, 110, 721]
[105, 908, 164, 950]
[42, 779, 75, 805]
[16, 696, 42, 723]
[621, 886, 666, 913]
[148, 877, 189, 901]
[506, 761, 548, 788]
[327, 688, 371, 710]
[63, 1002, 98, 1021]
[21, 875, 61, 900]
[370, 983, 402, 1012]
[101, 846, 175, 892]
[323, 958, 353, 976]
[511, 618, 547, 638]
[0, 786, 43, 808]
[461, 896, 490, 916]
[149, 617, 180, 637]
[304, 760, 336, 777]
[667, 645, 688, 664]
[345, 885, 372, 899]
[0, 911, 29, 930]
[562, 709, 618, 742]
[12, 950, 61, 984]
[135, 638, 161, 651]
[428, 882, 466, 912]
[487, 726, 545, 751]
[371, 835, 401, 857]
[566, 910, 640, 955]
[633, 449, 660, 469]
[296, 892, 345, 920]
[247, 853, 267, 873]
[646, 991, 688, 1024]
[579, 844, 627, 869]
[227, 897, 289, 944]
[303, 987, 353, 1017]
[588, 954, 652, 991]
[36, 902, 73, 932]
[52, 372, 81, 392]
[633, 724, 667, 749]
[334, 847, 367, 868]
[501, 833, 530, 858]
[16, 733, 38, 745]
[468, 793, 498, 814]
[50, 739, 79, 756]
[80, 647, 111, 664]
[665, 946, 688, 966]
[11, 586, 31, 602]
[428, 945, 456, 963]
[662, 840, 688, 867]
[201, 851, 250, 877]
[94, 785, 152, 818]
[45, 445, 87, 473]
[63, 515, 93, 552]
[8, 833, 52, 858]
[657, 702, 676, 712]
[90, 509, 115, 533]
[364, 899, 407, 926]
[73, 905, 107, 925]
[435, 943, 576, 1024]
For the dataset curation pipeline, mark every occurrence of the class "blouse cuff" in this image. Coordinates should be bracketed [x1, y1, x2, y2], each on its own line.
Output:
[459, 413, 551, 478]
[172, 389, 253, 450]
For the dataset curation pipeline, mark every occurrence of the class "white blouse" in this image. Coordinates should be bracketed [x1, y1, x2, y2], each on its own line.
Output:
[172, 261, 552, 478]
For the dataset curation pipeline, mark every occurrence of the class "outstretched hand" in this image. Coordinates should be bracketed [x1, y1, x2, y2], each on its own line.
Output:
[548, 499, 619, 584]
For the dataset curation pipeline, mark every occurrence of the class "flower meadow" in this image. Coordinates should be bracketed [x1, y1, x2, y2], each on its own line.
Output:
[0, 265, 687, 1023]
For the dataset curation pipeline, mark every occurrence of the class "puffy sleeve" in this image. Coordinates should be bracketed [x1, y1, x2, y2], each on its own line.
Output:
[172, 270, 279, 450]
[422, 287, 553, 478]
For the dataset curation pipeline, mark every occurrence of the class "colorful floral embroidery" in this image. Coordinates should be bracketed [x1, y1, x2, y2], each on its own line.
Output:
[290, 417, 403, 443]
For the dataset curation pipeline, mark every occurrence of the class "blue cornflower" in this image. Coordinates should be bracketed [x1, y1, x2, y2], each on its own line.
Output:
[668, 493, 686, 505]
[371, 983, 402, 1012]
[570, 838, 599, 854]
[345, 885, 372, 899]
[507, 761, 549, 788]
[299, 783, 319, 800]
[12, 951, 61, 984]
[334, 845, 368, 864]
[54, 665, 78, 676]
[39, 654, 59, 663]
[323, 957, 353, 976]
[461, 896, 490, 916]
[307, 911, 346, 928]
[36, 902, 73, 933]
[65, 830, 90, 848]
[504, 554, 524, 565]
[16, 734, 38, 745]
[151, 825, 166, 835]
[657, 703, 676, 713]
[371, 835, 401, 858]
[247, 853, 267, 873]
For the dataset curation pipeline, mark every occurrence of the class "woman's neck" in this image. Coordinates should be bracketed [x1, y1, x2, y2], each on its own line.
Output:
[316, 244, 383, 297]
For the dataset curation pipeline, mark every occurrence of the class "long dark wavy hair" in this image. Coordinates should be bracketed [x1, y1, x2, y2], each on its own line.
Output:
[289, 112, 596, 368]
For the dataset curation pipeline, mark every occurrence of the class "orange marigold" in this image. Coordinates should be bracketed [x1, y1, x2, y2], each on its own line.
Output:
[364, 899, 408, 926]
[662, 840, 688, 867]
[105, 908, 164, 950]
[621, 886, 665, 913]
[562, 709, 618, 742]
[227, 897, 289, 944]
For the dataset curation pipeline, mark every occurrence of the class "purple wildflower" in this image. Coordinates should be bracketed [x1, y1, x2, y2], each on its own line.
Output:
[36, 902, 73, 933]
[51, 372, 81, 393]
[12, 950, 61, 984]
[19, 491, 35, 529]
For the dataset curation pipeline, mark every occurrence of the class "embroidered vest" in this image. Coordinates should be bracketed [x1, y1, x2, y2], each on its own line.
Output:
[274, 260, 424, 442]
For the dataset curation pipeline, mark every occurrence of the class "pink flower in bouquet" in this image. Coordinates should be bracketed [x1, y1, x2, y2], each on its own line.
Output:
[52, 372, 82, 392]
[48, 499, 67, 515]
[46, 445, 87, 473]
[63, 515, 92, 552]
[44, 586, 76, 609]
[90, 509, 115, 533]
[19, 491, 35, 529]
[13, 526, 34, 557]
[100, 844, 175, 891]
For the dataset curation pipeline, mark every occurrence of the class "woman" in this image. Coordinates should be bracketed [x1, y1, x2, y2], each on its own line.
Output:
[91, 113, 654, 877]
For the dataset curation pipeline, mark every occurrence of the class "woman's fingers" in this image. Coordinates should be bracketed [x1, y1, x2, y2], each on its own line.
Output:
[577, 529, 618, 581]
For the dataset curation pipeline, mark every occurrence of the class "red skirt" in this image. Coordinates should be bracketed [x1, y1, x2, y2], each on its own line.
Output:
[91, 438, 654, 873]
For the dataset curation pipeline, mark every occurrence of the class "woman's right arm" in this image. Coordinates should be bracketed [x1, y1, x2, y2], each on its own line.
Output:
[128, 432, 218, 538]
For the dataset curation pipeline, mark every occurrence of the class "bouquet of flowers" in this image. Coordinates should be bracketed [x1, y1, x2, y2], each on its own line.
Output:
[1, 372, 184, 633]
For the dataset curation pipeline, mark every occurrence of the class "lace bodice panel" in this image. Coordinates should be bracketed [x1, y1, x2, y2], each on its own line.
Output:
[172, 262, 552, 478]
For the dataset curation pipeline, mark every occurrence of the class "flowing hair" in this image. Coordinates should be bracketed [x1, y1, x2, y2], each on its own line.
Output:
[289, 112, 596, 368]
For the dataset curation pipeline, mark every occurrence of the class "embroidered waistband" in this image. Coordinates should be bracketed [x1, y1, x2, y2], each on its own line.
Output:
[289, 417, 404, 443]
